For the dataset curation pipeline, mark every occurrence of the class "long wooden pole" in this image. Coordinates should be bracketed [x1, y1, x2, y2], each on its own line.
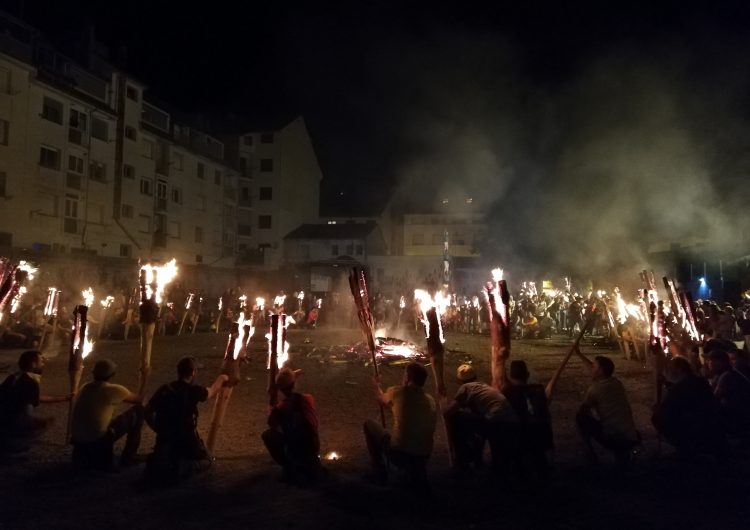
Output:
[206, 321, 241, 454]
[349, 268, 386, 427]
[66, 304, 88, 443]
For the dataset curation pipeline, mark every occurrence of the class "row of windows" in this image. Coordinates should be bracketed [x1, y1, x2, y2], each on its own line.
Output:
[41, 96, 110, 141]
[242, 132, 274, 146]
[329, 244, 364, 256]
[410, 232, 472, 246]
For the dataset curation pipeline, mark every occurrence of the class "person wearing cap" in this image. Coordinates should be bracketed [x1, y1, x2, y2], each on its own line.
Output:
[71, 358, 146, 470]
[143, 357, 229, 485]
[364, 362, 436, 486]
[0, 350, 72, 453]
[574, 353, 638, 469]
[261, 367, 320, 484]
[443, 364, 518, 474]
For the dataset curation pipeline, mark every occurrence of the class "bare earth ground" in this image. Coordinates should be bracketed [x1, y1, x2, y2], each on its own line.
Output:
[1, 327, 749, 530]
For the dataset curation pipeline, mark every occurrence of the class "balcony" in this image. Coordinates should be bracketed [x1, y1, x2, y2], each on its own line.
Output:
[63, 218, 81, 234]
[142, 102, 170, 132]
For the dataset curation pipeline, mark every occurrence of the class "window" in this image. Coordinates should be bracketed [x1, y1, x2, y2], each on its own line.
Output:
[42, 97, 63, 124]
[140, 178, 152, 196]
[260, 133, 274, 144]
[89, 161, 106, 182]
[126, 85, 139, 101]
[119, 244, 132, 257]
[171, 187, 182, 204]
[69, 109, 87, 132]
[331, 245, 339, 256]
[68, 154, 84, 174]
[123, 164, 135, 179]
[91, 118, 108, 141]
[194, 226, 203, 243]
[39, 146, 61, 169]
[355, 244, 363, 255]
[214, 170, 221, 185]
[121, 204, 134, 218]
[260, 158, 273, 172]
[258, 215, 272, 229]
[243, 135, 253, 146]
[142, 138, 154, 159]
[125, 126, 137, 141]
[63, 195, 79, 234]
[259, 186, 273, 200]
[0, 120, 9, 145]
[173, 152, 183, 170]
[197, 162, 205, 179]
[239, 157, 250, 177]
[137, 214, 150, 233]
[411, 233, 424, 246]
[156, 180, 167, 210]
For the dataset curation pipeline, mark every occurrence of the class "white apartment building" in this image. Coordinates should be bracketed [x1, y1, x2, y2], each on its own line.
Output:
[227, 116, 322, 270]
[0, 13, 238, 267]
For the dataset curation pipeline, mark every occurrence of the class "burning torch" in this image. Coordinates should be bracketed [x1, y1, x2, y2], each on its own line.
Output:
[177, 293, 195, 336]
[348, 267, 385, 427]
[39, 287, 61, 352]
[97, 295, 115, 340]
[267, 313, 293, 407]
[206, 311, 253, 454]
[138, 259, 178, 387]
[66, 289, 95, 442]
[483, 268, 511, 389]
[0, 260, 37, 324]
[215, 296, 223, 334]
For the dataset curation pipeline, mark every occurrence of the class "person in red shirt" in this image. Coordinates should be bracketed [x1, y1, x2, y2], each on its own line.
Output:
[262, 367, 320, 484]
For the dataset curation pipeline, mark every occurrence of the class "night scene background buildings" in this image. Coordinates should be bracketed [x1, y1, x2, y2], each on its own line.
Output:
[1, 3, 750, 300]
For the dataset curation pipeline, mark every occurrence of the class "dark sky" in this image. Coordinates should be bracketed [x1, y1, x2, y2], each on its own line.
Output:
[4, 0, 750, 276]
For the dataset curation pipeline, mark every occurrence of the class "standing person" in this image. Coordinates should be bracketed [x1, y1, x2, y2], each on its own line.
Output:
[706, 348, 750, 442]
[363, 362, 436, 487]
[143, 357, 228, 485]
[575, 352, 639, 469]
[443, 364, 518, 474]
[70, 359, 146, 470]
[261, 367, 320, 485]
[0, 350, 71, 453]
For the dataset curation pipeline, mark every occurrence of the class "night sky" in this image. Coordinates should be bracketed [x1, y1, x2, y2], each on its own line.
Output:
[4, 0, 750, 274]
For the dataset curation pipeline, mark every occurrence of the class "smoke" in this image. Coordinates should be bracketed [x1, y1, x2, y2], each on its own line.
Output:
[376, 28, 750, 283]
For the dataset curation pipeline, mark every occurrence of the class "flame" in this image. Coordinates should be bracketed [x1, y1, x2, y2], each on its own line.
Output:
[45, 287, 60, 316]
[297, 291, 304, 300]
[414, 289, 446, 344]
[325, 451, 340, 461]
[233, 311, 252, 360]
[185, 293, 195, 309]
[100, 295, 115, 309]
[140, 259, 178, 304]
[274, 295, 286, 307]
[472, 296, 479, 309]
[17, 261, 38, 280]
[81, 288, 95, 307]
[316, 298, 322, 309]
[10, 286, 26, 313]
[218, 297, 223, 311]
[239, 295, 247, 308]
[491, 268, 504, 282]
[399, 296, 405, 309]
[82, 337, 94, 359]
[256, 297, 265, 310]
[266, 315, 295, 368]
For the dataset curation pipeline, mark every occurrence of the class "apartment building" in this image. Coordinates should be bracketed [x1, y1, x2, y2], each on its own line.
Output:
[226, 116, 322, 270]
[0, 13, 237, 267]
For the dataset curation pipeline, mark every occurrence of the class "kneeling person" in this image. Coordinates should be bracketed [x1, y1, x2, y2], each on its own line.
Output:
[71, 359, 145, 470]
[144, 357, 228, 483]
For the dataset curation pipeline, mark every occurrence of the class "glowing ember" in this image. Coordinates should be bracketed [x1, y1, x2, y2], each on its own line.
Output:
[325, 451, 340, 461]
[140, 259, 178, 304]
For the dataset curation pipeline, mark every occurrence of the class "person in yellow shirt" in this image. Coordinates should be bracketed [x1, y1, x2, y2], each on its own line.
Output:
[575, 351, 638, 470]
[363, 362, 436, 487]
[71, 359, 145, 470]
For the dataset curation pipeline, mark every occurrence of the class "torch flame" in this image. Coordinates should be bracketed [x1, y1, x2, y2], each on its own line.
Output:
[256, 297, 265, 310]
[17, 261, 38, 280]
[218, 297, 223, 311]
[266, 315, 295, 368]
[239, 295, 247, 308]
[140, 259, 178, 304]
[491, 268, 504, 282]
[297, 291, 304, 300]
[81, 288, 95, 307]
[414, 289, 446, 344]
[233, 311, 253, 360]
[45, 287, 60, 316]
[82, 337, 94, 359]
[399, 295, 406, 309]
[100, 295, 115, 309]
[274, 295, 286, 307]
[10, 286, 26, 313]
[185, 293, 195, 310]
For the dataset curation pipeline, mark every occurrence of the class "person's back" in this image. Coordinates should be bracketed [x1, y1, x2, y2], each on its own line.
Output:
[0, 372, 39, 435]
[148, 381, 205, 449]
[388, 385, 436, 456]
[455, 381, 516, 423]
[714, 367, 750, 437]
[585, 377, 637, 442]
[71, 380, 130, 443]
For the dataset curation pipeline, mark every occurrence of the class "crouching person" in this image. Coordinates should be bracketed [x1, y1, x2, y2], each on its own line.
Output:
[143, 357, 228, 485]
[363, 362, 436, 488]
[262, 367, 321, 485]
[71, 359, 145, 471]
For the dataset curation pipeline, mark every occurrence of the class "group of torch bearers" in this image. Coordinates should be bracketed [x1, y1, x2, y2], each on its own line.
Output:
[2, 255, 750, 487]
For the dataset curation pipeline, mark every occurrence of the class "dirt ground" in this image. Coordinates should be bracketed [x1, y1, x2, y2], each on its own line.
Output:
[1, 327, 749, 530]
